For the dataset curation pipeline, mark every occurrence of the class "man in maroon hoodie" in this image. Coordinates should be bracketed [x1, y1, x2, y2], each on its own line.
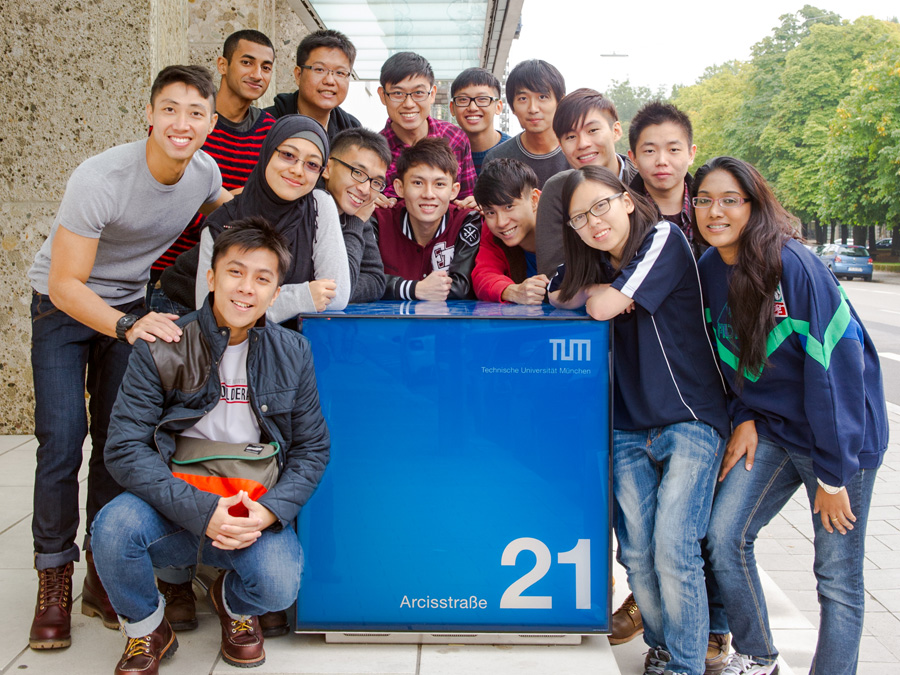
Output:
[373, 137, 481, 301]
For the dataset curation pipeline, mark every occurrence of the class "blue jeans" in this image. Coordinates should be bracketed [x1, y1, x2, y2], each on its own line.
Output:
[613, 421, 724, 675]
[92, 492, 302, 638]
[146, 283, 193, 317]
[30, 292, 143, 568]
[706, 436, 876, 675]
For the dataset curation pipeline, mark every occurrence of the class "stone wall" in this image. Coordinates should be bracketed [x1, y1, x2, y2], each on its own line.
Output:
[0, 0, 308, 433]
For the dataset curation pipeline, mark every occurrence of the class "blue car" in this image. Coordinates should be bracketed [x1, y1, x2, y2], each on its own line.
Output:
[817, 244, 873, 281]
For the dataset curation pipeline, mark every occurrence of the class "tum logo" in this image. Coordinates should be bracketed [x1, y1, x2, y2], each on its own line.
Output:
[549, 339, 591, 361]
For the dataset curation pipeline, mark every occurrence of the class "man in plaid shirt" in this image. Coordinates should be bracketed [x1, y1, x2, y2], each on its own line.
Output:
[378, 52, 477, 203]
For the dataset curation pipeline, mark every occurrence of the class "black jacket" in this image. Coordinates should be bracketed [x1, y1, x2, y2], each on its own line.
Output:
[263, 92, 360, 145]
[104, 298, 330, 536]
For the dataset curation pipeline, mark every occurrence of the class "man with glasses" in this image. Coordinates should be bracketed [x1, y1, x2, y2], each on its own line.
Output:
[377, 52, 477, 201]
[449, 68, 510, 176]
[322, 128, 390, 303]
[265, 29, 361, 143]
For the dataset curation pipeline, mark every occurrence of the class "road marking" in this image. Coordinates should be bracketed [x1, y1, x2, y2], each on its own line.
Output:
[880, 309, 900, 315]
[850, 288, 898, 295]
[888, 401, 900, 416]
[880, 353, 900, 363]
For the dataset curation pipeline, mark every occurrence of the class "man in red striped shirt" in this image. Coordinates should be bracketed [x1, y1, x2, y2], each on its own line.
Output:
[149, 30, 277, 312]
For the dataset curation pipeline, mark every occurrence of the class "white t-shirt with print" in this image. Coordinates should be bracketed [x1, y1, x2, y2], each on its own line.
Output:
[181, 339, 261, 444]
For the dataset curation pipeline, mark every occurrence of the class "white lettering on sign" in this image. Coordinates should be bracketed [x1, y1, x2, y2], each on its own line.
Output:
[399, 595, 488, 609]
[549, 339, 591, 362]
[500, 538, 591, 610]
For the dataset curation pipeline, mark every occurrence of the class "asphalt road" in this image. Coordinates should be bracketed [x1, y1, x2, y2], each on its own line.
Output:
[843, 272, 900, 409]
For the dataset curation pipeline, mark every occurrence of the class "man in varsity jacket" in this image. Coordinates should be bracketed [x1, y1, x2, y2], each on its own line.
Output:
[149, 29, 277, 310]
[373, 138, 481, 301]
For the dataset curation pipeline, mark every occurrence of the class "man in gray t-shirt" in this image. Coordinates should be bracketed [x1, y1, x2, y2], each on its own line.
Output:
[26, 65, 229, 652]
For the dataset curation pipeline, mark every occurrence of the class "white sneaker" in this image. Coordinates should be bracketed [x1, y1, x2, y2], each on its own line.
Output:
[721, 653, 779, 675]
[643, 647, 671, 675]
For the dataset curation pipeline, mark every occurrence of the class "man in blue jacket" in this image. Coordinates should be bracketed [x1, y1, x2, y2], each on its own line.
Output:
[91, 218, 330, 674]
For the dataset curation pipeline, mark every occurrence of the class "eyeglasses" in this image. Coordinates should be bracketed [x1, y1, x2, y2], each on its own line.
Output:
[298, 64, 351, 81]
[385, 90, 431, 103]
[451, 95, 500, 108]
[567, 193, 624, 230]
[331, 157, 388, 193]
[692, 197, 748, 209]
[275, 148, 323, 174]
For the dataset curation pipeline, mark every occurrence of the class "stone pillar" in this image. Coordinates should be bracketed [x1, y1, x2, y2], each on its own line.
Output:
[0, 0, 308, 433]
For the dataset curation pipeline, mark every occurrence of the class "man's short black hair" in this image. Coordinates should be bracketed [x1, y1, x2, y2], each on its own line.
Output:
[380, 51, 434, 88]
[223, 30, 275, 62]
[296, 29, 357, 68]
[331, 128, 391, 170]
[150, 65, 217, 109]
[451, 67, 502, 99]
[395, 137, 458, 183]
[474, 158, 539, 208]
[212, 217, 292, 284]
[628, 101, 694, 152]
[505, 59, 565, 105]
[552, 88, 619, 139]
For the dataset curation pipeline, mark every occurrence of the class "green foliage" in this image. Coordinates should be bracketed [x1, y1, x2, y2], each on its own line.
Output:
[671, 6, 900, 233]
[672, 61, 750, 166]
[761, 17, 900, 222]
[730, 5, 842, 170]
[820, 44, 900, 226]
[603, 79, 670, 155]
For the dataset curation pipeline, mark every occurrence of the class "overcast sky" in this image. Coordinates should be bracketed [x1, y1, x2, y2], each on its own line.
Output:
[508, 0, 898, 94]
[345, 0, 898, 130]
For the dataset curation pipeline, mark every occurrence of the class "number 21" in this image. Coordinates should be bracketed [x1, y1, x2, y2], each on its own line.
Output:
[499, 538, 591, 609]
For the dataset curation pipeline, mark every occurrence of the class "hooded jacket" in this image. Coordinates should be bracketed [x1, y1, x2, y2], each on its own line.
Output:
[104, 297, 330, 536]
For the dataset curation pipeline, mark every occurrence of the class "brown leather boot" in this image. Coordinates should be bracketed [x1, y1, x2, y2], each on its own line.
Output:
[115, 618, 178, 675]
[608, 592, 643, 645]
[158, 579, 198, 631]
[81, 550, 119, 629]
[258, 610, 290, 638]
[210, 572, 265, 667]
[705, 632, 731, 674]
[29, 562, 74, 650]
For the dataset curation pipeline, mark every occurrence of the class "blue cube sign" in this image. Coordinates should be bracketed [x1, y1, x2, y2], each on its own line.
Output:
[297, 302, 611, 633]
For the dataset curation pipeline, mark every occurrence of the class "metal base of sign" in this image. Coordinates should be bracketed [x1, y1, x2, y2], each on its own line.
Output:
[314, 632, 584, 645]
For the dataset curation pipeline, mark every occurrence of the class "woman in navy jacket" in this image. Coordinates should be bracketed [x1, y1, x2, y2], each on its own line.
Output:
[696, 156, 888, 675]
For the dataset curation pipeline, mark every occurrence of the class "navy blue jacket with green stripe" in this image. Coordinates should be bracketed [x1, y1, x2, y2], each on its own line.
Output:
[699, 238, 888, 487]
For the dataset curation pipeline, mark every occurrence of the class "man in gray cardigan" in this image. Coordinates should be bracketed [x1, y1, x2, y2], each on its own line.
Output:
[322, 128, 389, 303]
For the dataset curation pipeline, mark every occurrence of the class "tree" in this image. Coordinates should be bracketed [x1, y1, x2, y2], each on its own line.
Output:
[762, 17, 900, 223]
[672, 61, 751, 166]
[819, 44, 900, 252]
[729, 5, 842, 172]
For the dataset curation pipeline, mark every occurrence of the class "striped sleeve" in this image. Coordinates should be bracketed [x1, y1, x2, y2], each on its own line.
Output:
[612, 221, 693, 315]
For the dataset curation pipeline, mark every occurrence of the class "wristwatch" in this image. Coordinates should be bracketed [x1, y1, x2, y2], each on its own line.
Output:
[116, 314, 139, 342]
[816, 478, 844, 495]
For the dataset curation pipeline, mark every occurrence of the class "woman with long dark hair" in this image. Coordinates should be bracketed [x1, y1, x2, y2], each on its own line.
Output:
[695, 156, 888, 675]
[550, 165, 730, 675]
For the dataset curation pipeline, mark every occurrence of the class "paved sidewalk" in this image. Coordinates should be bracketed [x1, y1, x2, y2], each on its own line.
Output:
[1, 410, 897, 675]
